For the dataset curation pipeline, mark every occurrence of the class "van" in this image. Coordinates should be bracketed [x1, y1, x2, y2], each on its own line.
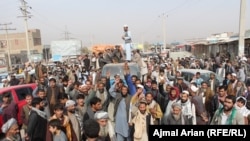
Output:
[101, 62, 141, 85]
[179, 69, 223, 86]
[0, 83, 37, 131]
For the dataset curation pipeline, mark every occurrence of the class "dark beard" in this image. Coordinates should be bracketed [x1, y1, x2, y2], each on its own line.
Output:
[231, 79, 235, 83]
[140, 110, 146, 114]
[39, 107, 45, 111]
[98, 89, 104, 93]
[69, 109, 75, 113]
[121, 93, 127, 98]
[224, 106, 233, 112]
[181, 99, 188, 103]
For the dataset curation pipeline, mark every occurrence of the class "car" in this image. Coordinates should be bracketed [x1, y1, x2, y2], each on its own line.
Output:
[101, 62, 141, 85]
[0, 83, 37, 132]
[179, 69, 224, 86]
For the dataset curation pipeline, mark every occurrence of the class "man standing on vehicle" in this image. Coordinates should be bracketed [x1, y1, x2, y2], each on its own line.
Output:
[122, 25, 132, 62]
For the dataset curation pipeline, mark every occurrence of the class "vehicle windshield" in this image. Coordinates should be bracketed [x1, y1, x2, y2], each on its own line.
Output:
[0, 74, 7, 82]
[101, 64, 140, 78]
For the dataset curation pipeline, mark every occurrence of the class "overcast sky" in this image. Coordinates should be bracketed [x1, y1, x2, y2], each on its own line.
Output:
[1, 0, 250, 46]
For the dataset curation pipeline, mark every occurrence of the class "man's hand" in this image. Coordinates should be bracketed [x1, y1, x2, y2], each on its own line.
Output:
[106, 71, 111, 78]
[68, 80, 73, 87]
[1, 104, 7, 109]
[115, 78, 120, 85]
[149, 108, 156, 114]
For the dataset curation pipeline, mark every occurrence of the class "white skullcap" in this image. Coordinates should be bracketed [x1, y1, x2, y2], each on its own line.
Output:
[136, 84, 144, 89]
[182, 90, 190, 95]
[94, 111, 109, 120]
[232, 73, 237, 77]
[65, 100, 76, 108]
[123, 24, 128, 27]
[1, 118, 17, 133]
[1, 78, 7, 82]
[241, 57, 247, 61]
[190, 85, 199, 92]
[167, 81, 174, 87]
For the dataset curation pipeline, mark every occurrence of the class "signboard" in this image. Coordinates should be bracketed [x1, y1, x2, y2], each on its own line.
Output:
[51, 40, 82, 57]
[29, 54, 43, 62]
[52, 54, 62, 62]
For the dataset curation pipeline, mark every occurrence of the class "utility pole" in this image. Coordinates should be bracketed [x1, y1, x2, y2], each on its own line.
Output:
[19, 0, 32, 61]
[238, 0, 246, 57]
[159, 13, 167, 53]
[0, 23, 16, 72]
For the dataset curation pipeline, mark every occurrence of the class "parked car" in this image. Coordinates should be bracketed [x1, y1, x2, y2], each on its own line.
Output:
[101, 62, 141, 85]
[0, 83, 37, 132]
[179, 69, 224, 86]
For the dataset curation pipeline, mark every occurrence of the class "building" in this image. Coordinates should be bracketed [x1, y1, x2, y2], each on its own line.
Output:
[0, 29, 43, 64]
[181, 30, 250, 59]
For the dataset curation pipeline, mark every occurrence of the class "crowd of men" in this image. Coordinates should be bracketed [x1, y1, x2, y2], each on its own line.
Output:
[1, 49, 250, 141]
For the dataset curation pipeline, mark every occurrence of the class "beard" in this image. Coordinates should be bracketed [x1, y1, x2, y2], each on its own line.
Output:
[68, 109, 75, 113]
[39, 106, 45, 111]
[224, 105, 233, 112]
[151, 88, 157, 91]
[231, 79, 235, 83]
[181, 99, 188, 103]
[9, 134, 21, 141]
[139, 110, 146, 115]
[172, 113, 181, 121]
[201, 88, 206, 92]
[99, 125, 109, 137]
[98, 89, 104, 93]
[121, 93, 127, 97]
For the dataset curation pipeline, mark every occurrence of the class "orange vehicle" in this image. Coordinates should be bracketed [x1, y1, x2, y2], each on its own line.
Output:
[92, 44, 123, 54]
[0, 83, 37, 132]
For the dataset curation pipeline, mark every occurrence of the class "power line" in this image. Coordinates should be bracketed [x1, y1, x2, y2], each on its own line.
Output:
[62, 26, 71, 40]
[0, 22, 16, 72]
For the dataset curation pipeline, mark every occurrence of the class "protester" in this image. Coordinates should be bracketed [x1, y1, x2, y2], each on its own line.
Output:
[48, 119, 68, 141]
[1, 118, 21, 141]
[26, 97, 47, 141]
[210, 95, 245, 125]
[94, 111, 116, 141]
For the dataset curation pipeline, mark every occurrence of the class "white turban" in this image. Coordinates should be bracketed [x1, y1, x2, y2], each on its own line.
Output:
[1, 118, 17, 133]
[94, 111, 109, 120]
